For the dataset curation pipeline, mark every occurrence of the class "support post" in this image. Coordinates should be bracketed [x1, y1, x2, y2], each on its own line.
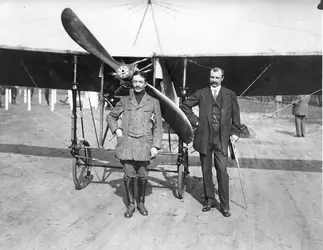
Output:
[53, 89, 57, 104]
[5, 88, 9, 110]
[8, 89, 11, 103]
[178, 58, 188, 156]
[181, 58, 188, 102]
[51, 89, 55, 111]
[24, 88, 27, 103]
[38, 88, 41, 104]
[99, 62, 105, 147]
[68, 90, 73, 110]
[152, 56, 157, 87]
[27, 88, 31, 111]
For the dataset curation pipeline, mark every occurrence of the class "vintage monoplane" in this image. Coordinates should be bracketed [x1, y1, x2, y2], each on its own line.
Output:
[0, 0, 321, 198]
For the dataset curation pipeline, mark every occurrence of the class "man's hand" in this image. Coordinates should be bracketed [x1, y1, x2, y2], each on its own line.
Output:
[150, 147, 158, 159]
[230, 134, 239, 143]
[115, 128, 123, 138]
[193, 121, 199, 133]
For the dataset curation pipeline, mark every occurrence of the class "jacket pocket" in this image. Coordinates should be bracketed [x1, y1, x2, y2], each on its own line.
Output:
[115, 136, 125, 159]
[116, 136, 124, 147]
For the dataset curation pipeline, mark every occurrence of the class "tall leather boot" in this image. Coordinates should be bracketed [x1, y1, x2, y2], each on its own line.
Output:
[124, 177, 135, 218]
[137, 177, 148, 216]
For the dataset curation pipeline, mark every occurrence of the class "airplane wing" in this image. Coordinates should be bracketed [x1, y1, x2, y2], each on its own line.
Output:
[0, 48, 149, 93]
[160, 55, 322, 97]
[0, 48, 98, 91]
[0, 1, 320, 56]
[0, 0, 321, 95]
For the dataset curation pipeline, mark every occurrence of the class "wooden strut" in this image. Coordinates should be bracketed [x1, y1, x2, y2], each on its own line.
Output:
[77, 87, 85, 140]
[178, 58, 188, 163]
[99, 62, 105, 147]
[152, 56, 157, 88]
[88, 95, 99, 148]
[71, 55, 78, 147]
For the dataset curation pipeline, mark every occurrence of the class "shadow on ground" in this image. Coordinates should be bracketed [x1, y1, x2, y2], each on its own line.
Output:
[274, 129, 295, 136]
[0, 143, 321, 173]
[90, 168, 178, 206]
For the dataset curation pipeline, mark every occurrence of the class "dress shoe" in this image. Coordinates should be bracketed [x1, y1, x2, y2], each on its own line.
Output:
[137, 202, 148, 216]
[202, 200, 216, 212]
[124, 204, 135, 218]
[221, 209, 231, 217]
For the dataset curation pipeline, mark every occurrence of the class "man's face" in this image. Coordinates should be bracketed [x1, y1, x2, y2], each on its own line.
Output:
[132, 74, 147, 93]
[209, 70, 224, 87]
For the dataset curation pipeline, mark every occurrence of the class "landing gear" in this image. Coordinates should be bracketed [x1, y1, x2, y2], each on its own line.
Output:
[176, 58, 190, 199]
[72, 140, 93, 190]
[177, 164, 186, 199]
[176, 145, 189, 199]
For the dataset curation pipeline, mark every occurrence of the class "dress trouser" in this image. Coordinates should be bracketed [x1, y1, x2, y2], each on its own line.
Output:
[199, 134, 230, 210]
[295, 115, 306, 136]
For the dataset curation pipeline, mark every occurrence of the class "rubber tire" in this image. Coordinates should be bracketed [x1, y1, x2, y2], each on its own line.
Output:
[72, 140, 92, 190]
[177, 164, 186, 199]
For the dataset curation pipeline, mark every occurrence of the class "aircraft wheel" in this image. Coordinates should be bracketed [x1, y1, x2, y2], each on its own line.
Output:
[177, 164, 186, 199]
[72, 140, 93, 190]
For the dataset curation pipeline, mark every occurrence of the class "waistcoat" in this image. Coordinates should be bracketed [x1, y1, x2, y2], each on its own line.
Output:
[209, 93, 222, 142]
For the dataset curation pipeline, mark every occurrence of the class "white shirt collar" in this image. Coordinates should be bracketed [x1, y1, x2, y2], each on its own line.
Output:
[210, 85, 221, 95]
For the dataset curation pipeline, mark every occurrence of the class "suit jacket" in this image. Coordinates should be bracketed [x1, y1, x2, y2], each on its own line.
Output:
[107, 90, 163, 161]
[181, 86, 241, 155]
[292, 95, 310, 117]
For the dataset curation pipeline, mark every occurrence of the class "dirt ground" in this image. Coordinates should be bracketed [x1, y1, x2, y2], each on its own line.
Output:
[0, 92, 322, 250]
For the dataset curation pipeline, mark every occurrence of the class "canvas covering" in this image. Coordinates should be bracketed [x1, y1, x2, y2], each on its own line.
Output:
[0, 0, 321, 57]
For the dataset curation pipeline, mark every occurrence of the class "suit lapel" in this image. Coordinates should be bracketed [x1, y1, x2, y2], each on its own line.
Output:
[219, 87, 224, 108]
[220, 87, 230, 108]
[201, 87, 213, 122]
[219, 87, 230, 124]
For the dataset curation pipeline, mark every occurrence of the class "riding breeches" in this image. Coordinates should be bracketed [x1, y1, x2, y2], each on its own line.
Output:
[121, 160, 149, 178]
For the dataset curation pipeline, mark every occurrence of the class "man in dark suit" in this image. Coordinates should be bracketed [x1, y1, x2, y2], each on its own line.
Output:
[181, 67, 241, 217]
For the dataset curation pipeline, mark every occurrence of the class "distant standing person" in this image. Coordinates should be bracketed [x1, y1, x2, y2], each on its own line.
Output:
[292, 95, 310, 137]
[0, 85, 3, 107]
[45, 89, 50, 106]
[274, 95, 282, 116]
[11, 86, 18, 104]
[107, 71, 163, 218]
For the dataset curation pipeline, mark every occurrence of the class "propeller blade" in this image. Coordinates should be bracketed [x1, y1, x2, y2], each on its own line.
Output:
[61, 8, 121, 71]
[158, 59, 178, 105]
[61, 8, 193, 143]
[146, 84, 193, 144]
